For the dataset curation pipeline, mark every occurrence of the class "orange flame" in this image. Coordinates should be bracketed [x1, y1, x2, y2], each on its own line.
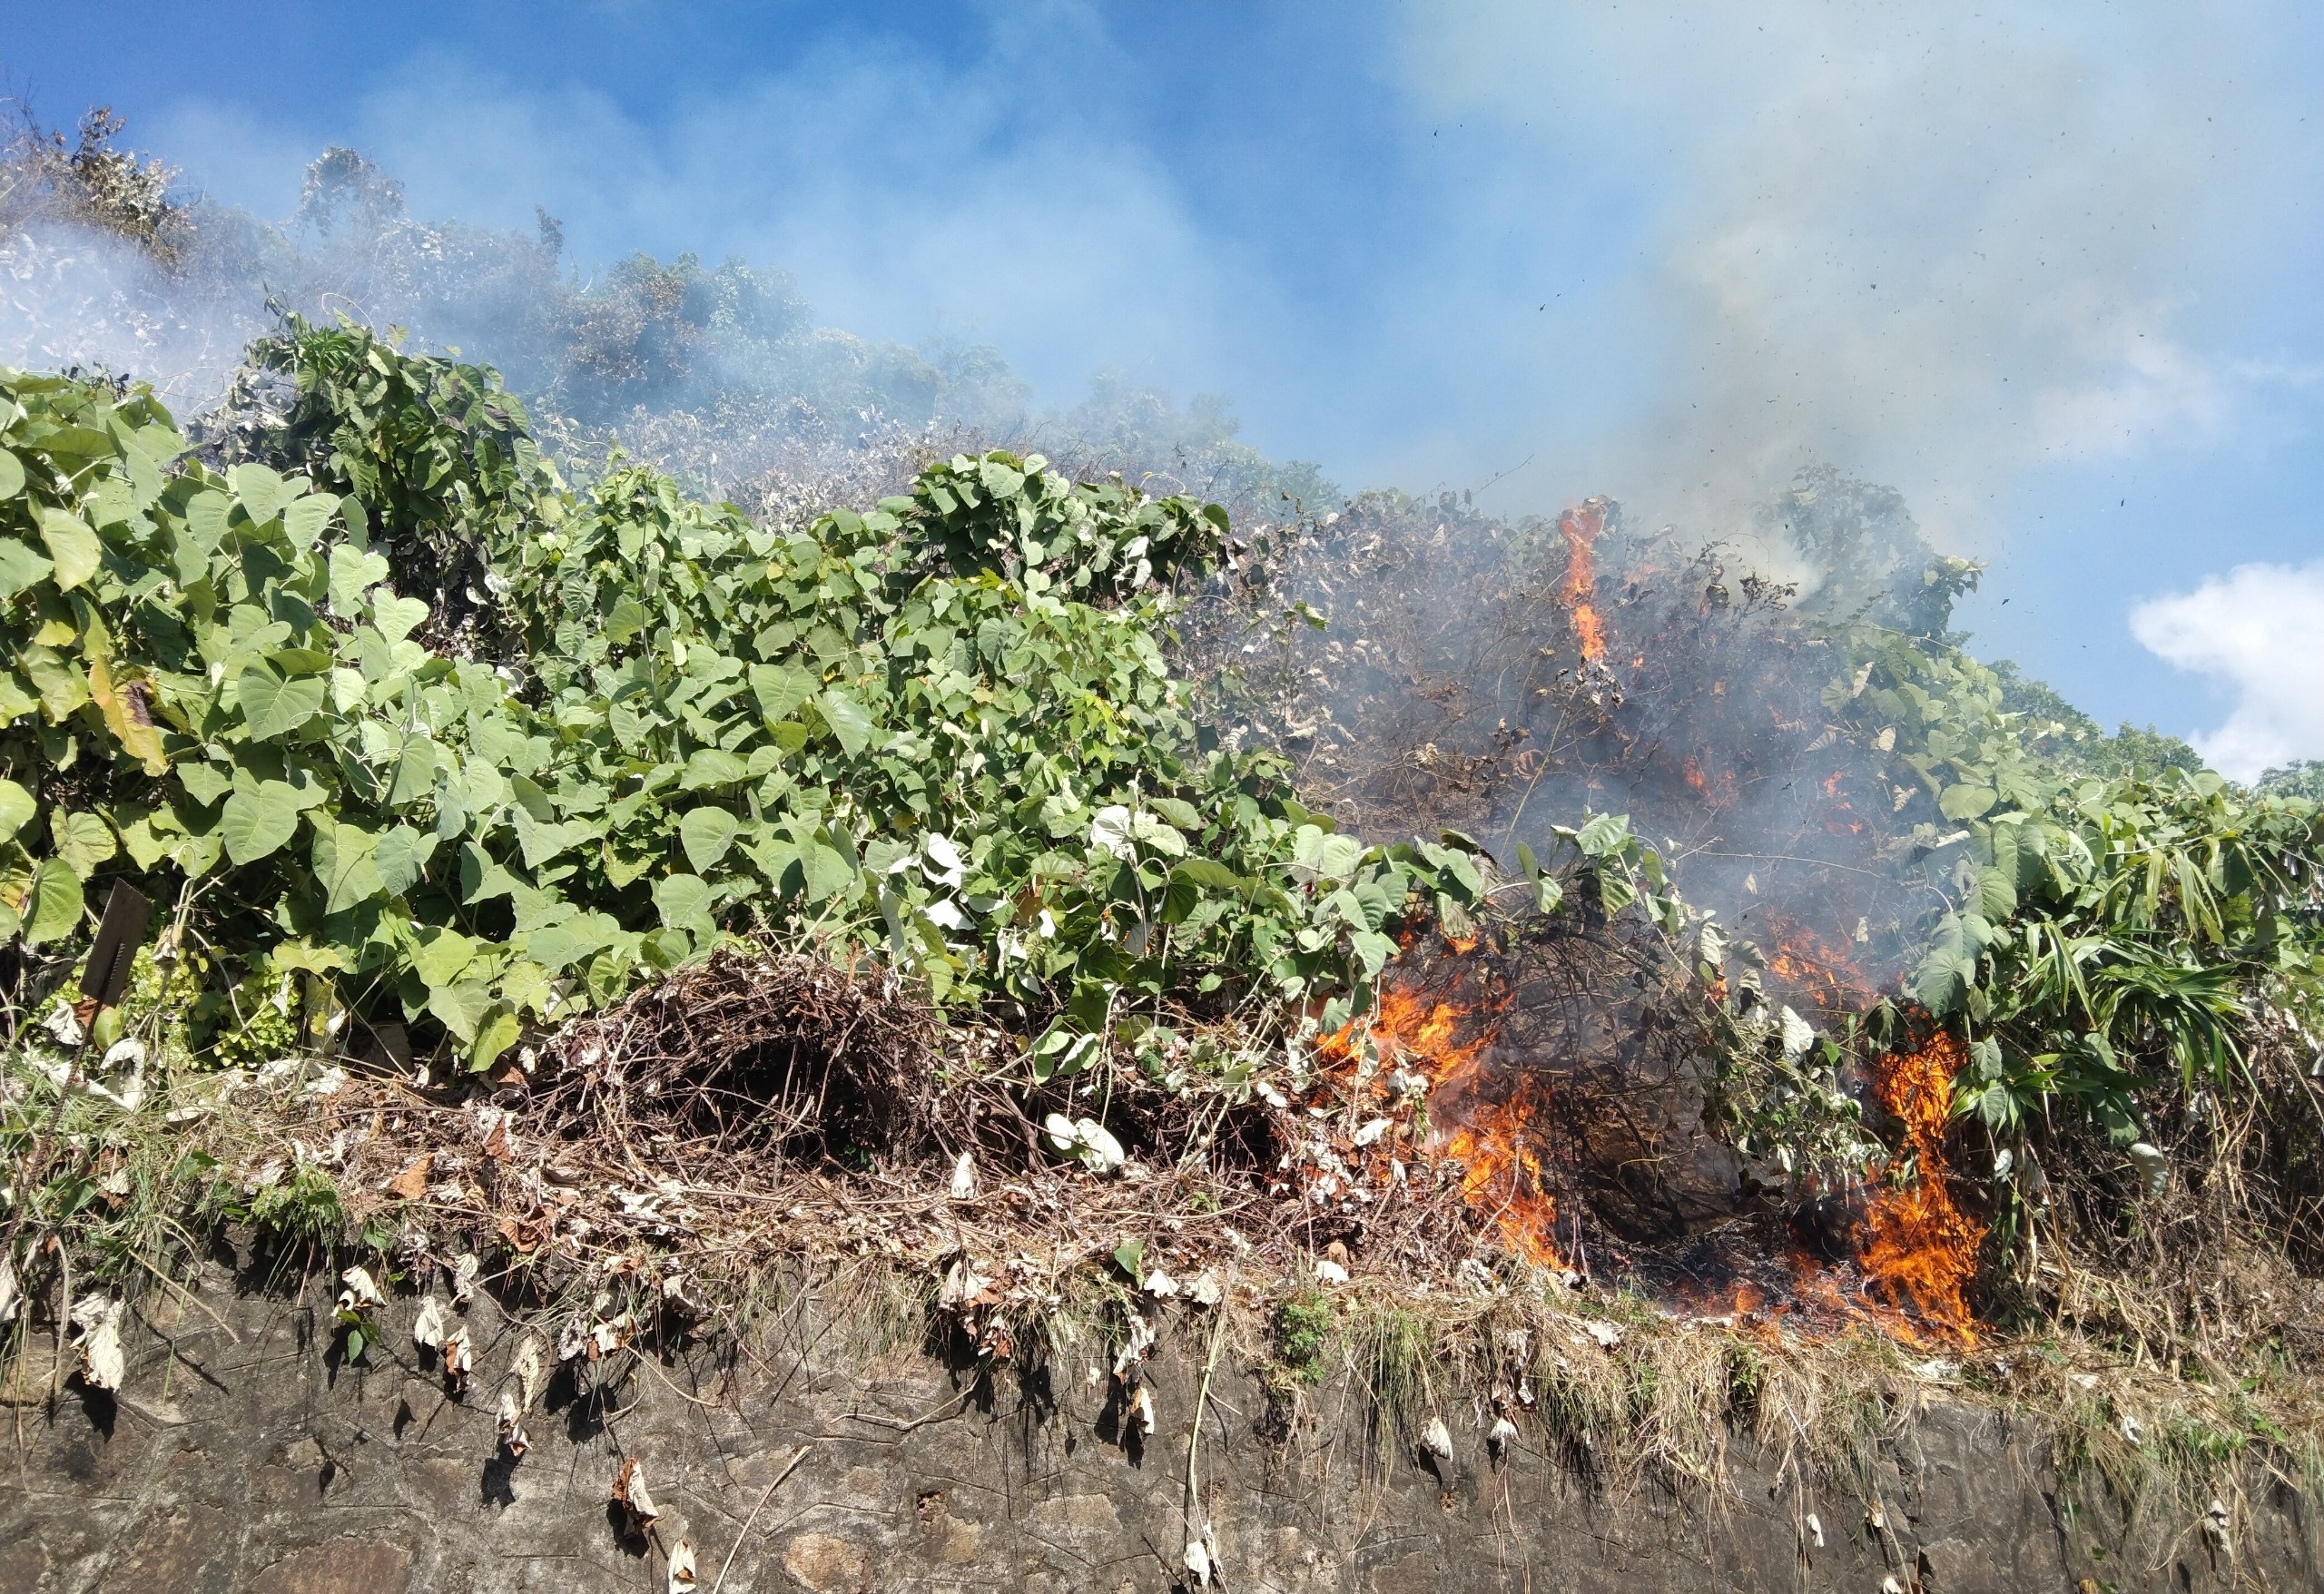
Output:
[1857, 1033, 1983, 1344]
[1559, 499, 1609, 662]
[1757, 907, 1872, 1012]
[1318, 975, 1564, 1267]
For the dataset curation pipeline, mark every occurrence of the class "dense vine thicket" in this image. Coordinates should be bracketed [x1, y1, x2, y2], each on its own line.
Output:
[0, 327, 1500, 1088]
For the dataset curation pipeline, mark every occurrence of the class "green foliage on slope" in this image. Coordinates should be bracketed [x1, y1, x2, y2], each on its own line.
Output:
[1822, 619, 2324, 1203]
[1, 326, 1490, 1074]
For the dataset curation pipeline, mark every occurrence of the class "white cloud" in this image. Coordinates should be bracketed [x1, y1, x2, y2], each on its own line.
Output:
[2130, 562, 2324, 781]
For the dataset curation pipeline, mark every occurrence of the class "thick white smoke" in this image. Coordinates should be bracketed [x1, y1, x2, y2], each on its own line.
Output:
[1399, 2, 2316, 546]
[0, 221, 260, 414]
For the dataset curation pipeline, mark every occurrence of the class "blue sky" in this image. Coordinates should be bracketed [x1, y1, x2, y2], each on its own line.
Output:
[11, 2, 2323, 772]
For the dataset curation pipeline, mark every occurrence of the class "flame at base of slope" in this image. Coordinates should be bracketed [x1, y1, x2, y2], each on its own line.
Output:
[1856, 1031, 1984, 1344]
[1317, 967, 1980, 1344]
[1316, 979, 1564, 1269]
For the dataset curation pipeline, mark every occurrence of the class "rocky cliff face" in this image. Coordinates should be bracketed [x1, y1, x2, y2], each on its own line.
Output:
[3, 1273, 2315, 1593]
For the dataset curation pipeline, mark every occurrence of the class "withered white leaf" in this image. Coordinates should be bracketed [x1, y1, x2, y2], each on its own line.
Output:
[0, 1252, 20, 1326]
[71, 1294, 126, 1391]
[1488, 1415, 1520, 1458]
[1421, 1416, 1454, 1462]
[442, 1325, 474, 1393]
[512, 1334, 546, 1411]
[939, 1255, 993, 1309]
[1187, 1269, 1224, 1308]
[665, 1536, 699, 1590]
[337, 1264, 385, 1313]
[1141, 1269, 1179, 1299]
[1129, 1383, 1156, 1436]
[1183, 1540, 1213, 1587]
[1805, 1511, 1824, 1549]
[496, 1387, 529, 1458]
[613, 1456, 661, 1524]
[43, 1003, 85, 1048]
[450, 1251, 479, 1307]
[948, 1150, 978, 1200]
[412, 1294, 448, 1350]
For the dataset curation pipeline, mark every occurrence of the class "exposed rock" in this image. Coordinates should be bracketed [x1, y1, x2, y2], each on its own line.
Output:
[0, 1272, 2313, 1592]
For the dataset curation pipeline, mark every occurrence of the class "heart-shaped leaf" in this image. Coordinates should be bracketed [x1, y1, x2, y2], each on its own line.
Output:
[281, 491, 340, 550]
[328, 542, 391, 615]
[35, 508, 101, 591]
[0, 537, 53, 598]
[0, 778, 34, 841]
[230, 462, 287, 524]
[219, 781, 302, 865]
[411, 925, 478, 987]
[49, 809, 117, 879]
[653, 872, 715, 936]
[237, 663, 325, 741]
[19, 857, 84, 945]
[679, 808, 739, 873]
[371, 593, 429, 644]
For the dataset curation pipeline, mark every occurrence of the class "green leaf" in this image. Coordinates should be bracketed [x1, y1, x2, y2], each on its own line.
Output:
[1940, 783, 1998, 821]
[427, 979, 494, 1043]
[526, 910, 618, 970]
[1572, 812, 1632, 858]
[230, 462, 287, 524]
[1147, 796, 1203, 830]
[817, 686, 876, 754]
[680, 748, 748, 790]
[174, 763, 231, 808]
[1288, 824, 1364, 886]
[603, 594, 647, 644]
[679, 807, 739, 872]
[800, 831, 857, 903]
[1975, 865, 2017, 920]
[749, 661, 814, 721]
[411, 925, 478, 987]
[0, 448, 22, 499]
[1350, 928, 1398, 976]
[236, 662, 325, 741]
[373, 825, 438, 896]
[35, 508, 102, 591]
[469, 1005, 522, 1071]
[370, 593, 429, 644]
[654, 872, 716, 935]
[511, 805, 593, 871]
[0, 536, 54, 598]
[1171, 858, 1248, 892]
[281, 492, 340, 549]
[328, 542, 391, 615]
[387, 738, 438, 807]
[19, 857, 83, 945]
[219, 781, 302, 865]
[50, 810, 116, 879]
[318, 822, 383, 913]
[0, 778, 34, 841]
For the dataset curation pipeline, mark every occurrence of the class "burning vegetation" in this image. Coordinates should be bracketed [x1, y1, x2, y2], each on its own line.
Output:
[6, 107, 2324, 1561]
